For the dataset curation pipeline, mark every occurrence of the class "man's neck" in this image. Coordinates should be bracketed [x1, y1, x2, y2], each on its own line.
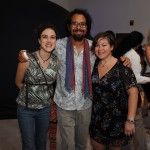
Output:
[73, 39, 85, 54]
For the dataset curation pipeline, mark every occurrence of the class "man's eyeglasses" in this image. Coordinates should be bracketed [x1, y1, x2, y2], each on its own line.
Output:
[71, 22, 87, 28]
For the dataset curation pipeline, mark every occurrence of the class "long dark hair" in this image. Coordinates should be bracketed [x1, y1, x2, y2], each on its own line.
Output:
[113, 31, 144, 58]
[136, 45, 147, 74]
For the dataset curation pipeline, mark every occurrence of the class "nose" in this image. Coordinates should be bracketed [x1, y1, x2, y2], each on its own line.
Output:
[96, 45, 103, 51]
[47, 37, 52, 42]
[76, 24, 82, 29]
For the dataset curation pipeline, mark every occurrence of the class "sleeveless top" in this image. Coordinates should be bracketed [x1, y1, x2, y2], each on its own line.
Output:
[16, 51, 57, 109]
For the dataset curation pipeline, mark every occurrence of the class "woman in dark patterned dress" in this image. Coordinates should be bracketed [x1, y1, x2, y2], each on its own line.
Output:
[89, 32, 139, 150]
[15, 23, 58, 150]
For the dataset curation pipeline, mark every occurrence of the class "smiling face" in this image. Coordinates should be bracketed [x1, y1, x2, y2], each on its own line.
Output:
[38, 28, 56, 53]
[68, 14, 87, 41]
[95, 37, 114, 60]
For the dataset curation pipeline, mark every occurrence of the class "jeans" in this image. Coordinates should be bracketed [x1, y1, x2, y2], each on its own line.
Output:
[17, 106, 50, 150]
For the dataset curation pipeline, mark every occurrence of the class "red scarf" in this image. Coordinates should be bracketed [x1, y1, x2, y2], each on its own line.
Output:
[65, 36, 92, 98]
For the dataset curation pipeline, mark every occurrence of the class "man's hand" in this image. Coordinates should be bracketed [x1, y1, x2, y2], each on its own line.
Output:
[120, 56, 131, 67]
[18, 50, 29, 63]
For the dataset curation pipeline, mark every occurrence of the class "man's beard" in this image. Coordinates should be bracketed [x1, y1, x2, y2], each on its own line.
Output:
[72, 30, 85, 41]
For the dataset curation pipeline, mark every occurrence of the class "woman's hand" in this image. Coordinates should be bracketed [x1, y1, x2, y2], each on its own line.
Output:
[124, 121, 135, 136]
[120, 56, 131, 67]
[18, 50, 29, 63]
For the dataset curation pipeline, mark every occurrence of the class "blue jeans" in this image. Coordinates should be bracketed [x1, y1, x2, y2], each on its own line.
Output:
[17, 106, 50, 150]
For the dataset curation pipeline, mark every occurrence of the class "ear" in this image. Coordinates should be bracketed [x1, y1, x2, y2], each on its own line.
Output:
[111, 45, 114, 51]
[38, 39, 41, 45]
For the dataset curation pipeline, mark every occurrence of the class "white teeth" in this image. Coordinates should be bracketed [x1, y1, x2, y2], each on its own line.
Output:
[98, 52, 103, 54]
[46, 45, 52, 47]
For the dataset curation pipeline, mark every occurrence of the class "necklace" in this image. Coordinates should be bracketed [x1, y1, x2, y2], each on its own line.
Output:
[99, 60, 111, 68]
[99, 61, 108, 67]
[99, 56, 113, 68]
[38, 51, 51, 63]
[100, 62, 105, 67]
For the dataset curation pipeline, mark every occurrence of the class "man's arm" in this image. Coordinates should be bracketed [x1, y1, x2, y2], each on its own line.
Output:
[120, 56, 131, 67]
[145, 45, 150, 65]
[15, 62, 29, 89]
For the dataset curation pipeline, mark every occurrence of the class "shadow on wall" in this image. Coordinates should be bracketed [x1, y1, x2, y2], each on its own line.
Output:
[0, 0, 68, 119]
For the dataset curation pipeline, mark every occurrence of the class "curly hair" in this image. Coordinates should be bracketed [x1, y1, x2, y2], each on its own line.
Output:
[65, 8, 92, 38]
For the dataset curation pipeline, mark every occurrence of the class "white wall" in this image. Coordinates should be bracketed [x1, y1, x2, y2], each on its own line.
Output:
[49, 0, 150, 43]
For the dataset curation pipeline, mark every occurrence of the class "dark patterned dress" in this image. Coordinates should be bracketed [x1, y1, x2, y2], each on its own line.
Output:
[89, 59, 138, 146]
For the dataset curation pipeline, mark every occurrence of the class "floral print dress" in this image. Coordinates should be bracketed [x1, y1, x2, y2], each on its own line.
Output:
[89, 59, 137, 146]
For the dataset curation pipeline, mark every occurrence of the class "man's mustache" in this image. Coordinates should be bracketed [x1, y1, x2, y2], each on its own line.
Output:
[73, 30, 85, 33]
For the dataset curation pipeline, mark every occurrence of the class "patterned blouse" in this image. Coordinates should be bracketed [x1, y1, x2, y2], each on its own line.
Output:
[89, 59, 138, 146]
[16, 52, 57, 109]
